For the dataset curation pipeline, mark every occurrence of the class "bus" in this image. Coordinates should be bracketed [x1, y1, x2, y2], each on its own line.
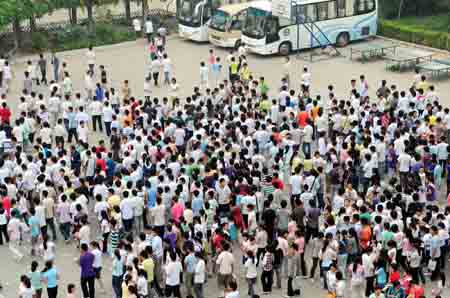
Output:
[208, 1, 259, 48]
[177, 0, 222, 42]
[241, 0, 378, 55]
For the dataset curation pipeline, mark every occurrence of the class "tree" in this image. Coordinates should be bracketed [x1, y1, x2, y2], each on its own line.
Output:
[124, 0, 131, 21]
[0, 0, 53, 47]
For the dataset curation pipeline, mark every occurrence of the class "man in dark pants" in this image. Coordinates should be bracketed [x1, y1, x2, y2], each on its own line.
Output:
[0, 54, 5, 88]
[38, 53, 47, 85]
[79, 243, 96, 298]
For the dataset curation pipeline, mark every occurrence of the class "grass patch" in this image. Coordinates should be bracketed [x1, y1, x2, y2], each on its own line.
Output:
[386, 14, 449, 32]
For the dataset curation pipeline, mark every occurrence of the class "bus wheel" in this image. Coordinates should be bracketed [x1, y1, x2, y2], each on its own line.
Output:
[234, 39, 241, 50]
[278, 42, 291, 56]
[336, 32, 350, 47]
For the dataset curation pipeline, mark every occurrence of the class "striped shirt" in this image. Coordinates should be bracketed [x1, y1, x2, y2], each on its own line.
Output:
[262, 252, 273, 271]
[261, 182, 275, 198]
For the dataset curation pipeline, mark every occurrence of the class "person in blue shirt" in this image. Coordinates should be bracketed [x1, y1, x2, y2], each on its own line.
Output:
[192, 190, 204, 217]
[42, 260, 59, 298]
[28, 208, 41, 256]
[184, 247, 197, 298]
[95, 83, 104, 101]
[374, 260, 387, 289]
[106, 153, 116, 178]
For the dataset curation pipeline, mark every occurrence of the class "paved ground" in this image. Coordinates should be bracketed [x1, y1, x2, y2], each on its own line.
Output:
[1, 36, 450, 297]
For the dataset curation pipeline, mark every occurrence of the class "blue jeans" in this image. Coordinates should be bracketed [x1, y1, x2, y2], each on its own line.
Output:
[112, 275, 122, 298]
[302, 142, 311, 159]
[59, 222, 70, 241]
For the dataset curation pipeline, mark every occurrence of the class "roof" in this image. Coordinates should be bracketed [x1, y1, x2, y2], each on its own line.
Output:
[248, 0, 338, 12]
[217, 1, 267, 14]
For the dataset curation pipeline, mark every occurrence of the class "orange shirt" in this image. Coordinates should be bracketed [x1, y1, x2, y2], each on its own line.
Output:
[297, 111, 309, 128]
[359, 225, 372, 250]
[311, 107, 320, 121]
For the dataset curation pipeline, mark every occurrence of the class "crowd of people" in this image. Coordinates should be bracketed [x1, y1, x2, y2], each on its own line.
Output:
[0, 26, 449, 298]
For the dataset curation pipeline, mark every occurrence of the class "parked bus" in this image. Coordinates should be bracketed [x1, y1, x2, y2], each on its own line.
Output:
[208, 1, 259, 48]
[241, 0, 378, 55]
[177, 0, 246, 42]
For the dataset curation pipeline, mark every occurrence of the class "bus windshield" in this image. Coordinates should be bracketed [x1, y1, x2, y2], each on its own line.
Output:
[210, 10, 230, 31]
[242, 7, 269, 39]
[178, 0, 204, 27]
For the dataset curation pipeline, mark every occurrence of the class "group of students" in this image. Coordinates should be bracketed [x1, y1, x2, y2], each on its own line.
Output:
[0, 33, 449, 298]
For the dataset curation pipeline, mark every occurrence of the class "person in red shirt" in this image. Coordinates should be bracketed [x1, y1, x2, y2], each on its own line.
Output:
[296, 109, 309, 128]
[272, 172, 284, 190]
[408, 281, 424, 298]
[212, 229, 224, 253]
[389, 263, 401, 284]
[0, 102, 11, 124]
[95, 152, 106, 172]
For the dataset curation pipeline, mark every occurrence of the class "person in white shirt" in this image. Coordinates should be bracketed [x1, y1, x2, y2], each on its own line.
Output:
[89, 99, 103, 132]
[84, 71, 94, 99]
[194, 252, 206, 298]
[86, 46, 96, 75]
[137, 269, 149, 297]
[145, 16, 154, 42]
[91, 241, 106, 292]
[120, 191, 135, 232]
[77, 121, 89, 143]
[301, 66, 311, 91]
[102, 101, 114, 136]
[132, 18, 142, 38]
[165, 251, 183, 298]
[398, 151, 411, 188]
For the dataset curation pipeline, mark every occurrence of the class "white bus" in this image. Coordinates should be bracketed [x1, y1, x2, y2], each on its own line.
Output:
[241, 0, 378, 55]
[177, 0, 245, 42]
[208, 1, 257, 48]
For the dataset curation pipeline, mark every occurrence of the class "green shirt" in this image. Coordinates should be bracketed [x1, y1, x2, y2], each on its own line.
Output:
[28, 271, 42, 290]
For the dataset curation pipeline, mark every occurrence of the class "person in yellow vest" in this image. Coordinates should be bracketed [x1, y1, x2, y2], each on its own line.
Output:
[239, 62, 251, 84]
[229, 57, 239, 84]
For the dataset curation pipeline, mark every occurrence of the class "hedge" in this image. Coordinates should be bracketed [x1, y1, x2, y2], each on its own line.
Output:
[378, 19, 450, 51]
[29, 23, 136, 53]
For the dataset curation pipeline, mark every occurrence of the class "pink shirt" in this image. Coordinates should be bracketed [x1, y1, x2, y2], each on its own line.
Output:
[171, 203, 184, 223]
[295, 237, 305, 254]
[287, 221, 297, 240]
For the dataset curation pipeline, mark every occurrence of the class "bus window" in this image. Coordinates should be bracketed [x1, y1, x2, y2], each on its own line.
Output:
[231, 10, 246, 30]
[345, 0, 354, 16]
[265, 16, 279, 43]
[307, 4, 317, 22]
[337, 0, 346, 17]
[328, 1, 337, 19]
[296, 5, 307, 23]
[317, 2, 328, 21]
[279, 16, 292, 27]
[355, 0, 375, 14]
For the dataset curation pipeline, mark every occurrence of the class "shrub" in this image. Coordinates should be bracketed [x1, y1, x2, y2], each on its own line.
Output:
[379, 19, 450, 51]
[31, 32, 48, 52]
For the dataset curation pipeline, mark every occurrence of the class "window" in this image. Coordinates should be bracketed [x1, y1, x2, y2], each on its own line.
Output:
[231, 10, 247, 30]
[328, 1, 337, 19]
[317, 2, 328, 21]
[307, 4, 317, 22]
[279, 16, 293, 27]
[345, 0, 354, 16]
[355, 0, 375, 14]
[296, 5, 307, 23]
[337, 0, 346, 17]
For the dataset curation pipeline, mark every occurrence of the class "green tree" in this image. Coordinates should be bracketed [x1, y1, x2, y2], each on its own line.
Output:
[0, 0, 54, 47]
